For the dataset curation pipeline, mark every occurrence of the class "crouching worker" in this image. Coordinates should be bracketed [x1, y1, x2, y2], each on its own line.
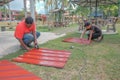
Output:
[14, 16, 40, 51]
[80, 22, 103, 43]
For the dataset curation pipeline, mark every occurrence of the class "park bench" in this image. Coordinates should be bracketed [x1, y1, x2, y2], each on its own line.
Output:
[0, 21, 18, 31]
[54, 22, 65, 27]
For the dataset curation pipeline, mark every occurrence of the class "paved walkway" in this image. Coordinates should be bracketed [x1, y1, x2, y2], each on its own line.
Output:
[77, 30, 118, 34]
[0, 31, 66, 58]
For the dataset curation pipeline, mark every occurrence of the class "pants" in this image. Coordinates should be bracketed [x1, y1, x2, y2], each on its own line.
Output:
[88, 33, 101, 40]
[22, 31, 40, 45]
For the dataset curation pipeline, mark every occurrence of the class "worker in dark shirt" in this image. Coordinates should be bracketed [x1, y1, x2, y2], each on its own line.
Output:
[80, 22, 103, 43]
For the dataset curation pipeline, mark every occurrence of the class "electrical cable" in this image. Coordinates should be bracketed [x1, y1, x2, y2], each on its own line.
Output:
[47, 43, 88, 80]
[70, 45, 88, 80]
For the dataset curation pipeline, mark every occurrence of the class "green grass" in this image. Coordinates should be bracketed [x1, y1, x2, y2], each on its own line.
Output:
[1, 24, 120, 80]
[36, 25, 50, 32]
[36, 23, 78, 33]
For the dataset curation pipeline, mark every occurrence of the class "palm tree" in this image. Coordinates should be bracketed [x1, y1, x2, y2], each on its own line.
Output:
[44, 0, 56, 12]
[44, 0, 69, 13]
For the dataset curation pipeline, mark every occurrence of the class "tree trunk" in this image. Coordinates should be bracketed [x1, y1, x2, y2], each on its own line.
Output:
[118, 0, 120, 17]
[30, 0, 36, 22]
[7, 3, 12, 22]
[24, 0, 27, 18]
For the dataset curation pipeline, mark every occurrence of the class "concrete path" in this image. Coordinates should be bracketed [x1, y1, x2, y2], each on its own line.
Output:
[77, 30, 118, 34]
[0, 31, 66, 58]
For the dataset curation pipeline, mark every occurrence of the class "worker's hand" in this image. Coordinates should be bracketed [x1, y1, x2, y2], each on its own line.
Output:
[87, 40, 91, 44]
[34, 44, 39, 49]
[26, 47, 30, 51]
[80, 36, 82, 39]
[34, 42, 39, 49]
[34, 40, 38, 45]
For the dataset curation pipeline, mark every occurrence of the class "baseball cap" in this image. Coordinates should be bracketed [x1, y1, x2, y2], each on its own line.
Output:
[25, 16, 33, 24]
[84, 22, 90, 27]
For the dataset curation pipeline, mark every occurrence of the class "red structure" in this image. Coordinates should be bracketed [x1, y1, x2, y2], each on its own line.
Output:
[40, 14, 46, 24]
[13, 48, 71, 68]
[63, 37, 90, 44]
[0, 60, 42, 80]
[0, 10, 21, 21]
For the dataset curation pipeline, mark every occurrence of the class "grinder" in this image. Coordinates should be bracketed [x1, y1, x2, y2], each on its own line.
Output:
[35, 44, 39, 49]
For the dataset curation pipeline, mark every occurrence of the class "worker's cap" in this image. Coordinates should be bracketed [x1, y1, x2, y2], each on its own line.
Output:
[25, 16, 34, 24]
[84, 22, 90, 27]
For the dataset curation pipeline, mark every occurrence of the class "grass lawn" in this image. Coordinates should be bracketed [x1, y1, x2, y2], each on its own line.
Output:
[36, 23, 78, 34]
[1, 24, 120, 80]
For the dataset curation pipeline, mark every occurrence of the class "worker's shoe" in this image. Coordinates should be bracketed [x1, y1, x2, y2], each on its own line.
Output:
[26, 44, 33, 48]
[97, 35, 103, 42]
[20, 45, 26, 50]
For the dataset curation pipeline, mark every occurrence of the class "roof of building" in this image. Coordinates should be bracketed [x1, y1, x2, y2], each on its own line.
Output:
[71, 0, 118, 7]
[0, 0, 14, 6]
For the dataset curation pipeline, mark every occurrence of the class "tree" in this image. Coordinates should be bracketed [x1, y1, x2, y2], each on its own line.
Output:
[30, 0, 36, 21]
[100, 5, 118, 18]
[44, 0, 69, 22]
[0, 5, 8, 20]
[23, 0, 27, 18]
